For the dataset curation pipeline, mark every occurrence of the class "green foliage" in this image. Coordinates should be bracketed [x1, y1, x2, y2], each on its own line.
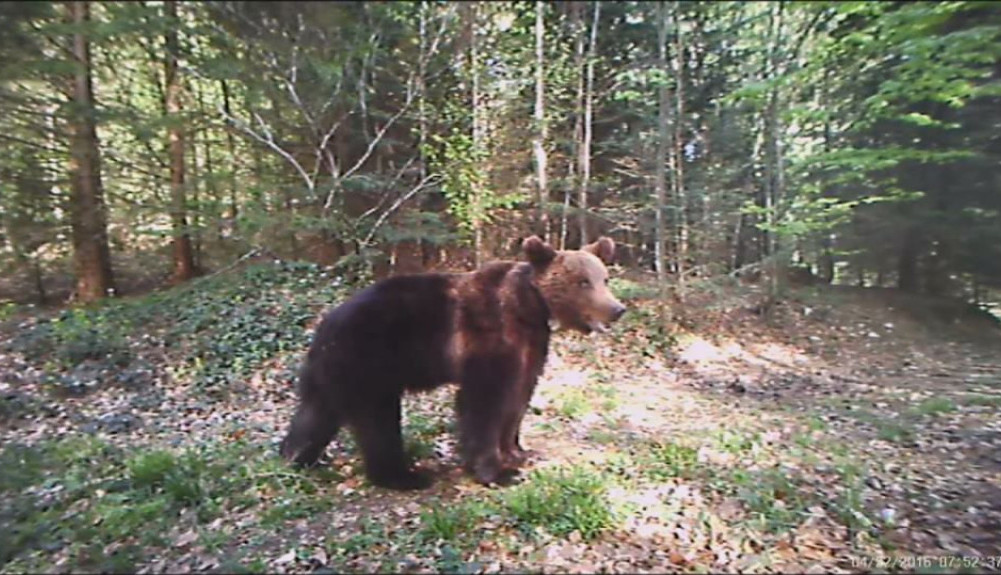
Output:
[0, 435, 336, 571]
[0, 301, 18, 322]
[47, 308, 132, 367]
[418, 501, 488, 543]
[127, 450, 178, 491]
[554, 387, 591, 420]
[160, 262, 347, 390]
[908, 397, 957, 417]
[642, 440, 700, 480]
[727, 467, 809, 534]
[615, 304, 676, 358]
[500, 466, 616, 540]
[8, 261, 349, 393]
[607, 278, 659, 302]
[424, 127, 523, 242]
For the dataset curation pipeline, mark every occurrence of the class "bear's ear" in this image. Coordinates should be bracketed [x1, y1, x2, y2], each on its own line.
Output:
[582, 236, 616, 265]
[522, 235, 556, 267]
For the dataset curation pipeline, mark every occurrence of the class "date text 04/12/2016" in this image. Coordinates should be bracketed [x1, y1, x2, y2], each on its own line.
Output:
[850, 555, 1001, 571]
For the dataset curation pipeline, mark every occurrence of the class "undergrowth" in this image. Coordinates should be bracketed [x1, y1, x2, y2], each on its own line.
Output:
[4, 261, 349, 395]
[0, 436, 336, 573]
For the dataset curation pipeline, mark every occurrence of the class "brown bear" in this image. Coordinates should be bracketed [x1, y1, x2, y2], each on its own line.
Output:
[278, 235, 626, 490]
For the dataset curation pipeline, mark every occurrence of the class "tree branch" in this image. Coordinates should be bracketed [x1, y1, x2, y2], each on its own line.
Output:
[216, 102, 316, 194]
[362, 173, 440, 246]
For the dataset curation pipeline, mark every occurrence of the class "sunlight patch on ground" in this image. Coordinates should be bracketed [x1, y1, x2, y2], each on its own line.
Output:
[745, 342, 813, 368]
[677, 335, 733, 364]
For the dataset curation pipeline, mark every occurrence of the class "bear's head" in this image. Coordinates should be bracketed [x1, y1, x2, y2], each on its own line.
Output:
[522, 235, 627, 334]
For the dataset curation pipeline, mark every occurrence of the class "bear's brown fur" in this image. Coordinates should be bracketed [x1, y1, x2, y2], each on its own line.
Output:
[279, 236, 626, 490]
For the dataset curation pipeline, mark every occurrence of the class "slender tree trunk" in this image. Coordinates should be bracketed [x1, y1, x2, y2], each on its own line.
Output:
[578, 0, 600, 246]
[67, 0, 115, 302]
[819, 64, 835, 284]
[654, 1, 670, 289]
[220, 80, 239, 223]
[532, 2, 550, 241]
[465, 2, 483, 268]
[165, 0, 196, 282]
[763, 1, 785, 300]
[195, 80, 221, 243]
[897, 225, 920, 292]
[562, 1, 585, 251]
[732, 211, 746, 272]
[190, 126, 203, 267]
[267, 92, 298, 254]
[672, 1, 688, 302]
[32, 257, 47, 305]
[417, 1, 433, 267]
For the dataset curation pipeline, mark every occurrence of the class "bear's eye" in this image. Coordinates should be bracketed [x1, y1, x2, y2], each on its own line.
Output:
[579, 279, 591, 289]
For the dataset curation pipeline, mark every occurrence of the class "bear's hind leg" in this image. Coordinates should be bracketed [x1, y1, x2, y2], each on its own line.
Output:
[350, 396, 432, 491]
[280, 402, 342, 467]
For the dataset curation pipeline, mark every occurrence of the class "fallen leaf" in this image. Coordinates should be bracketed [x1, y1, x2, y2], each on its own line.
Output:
[274, 549, 297, 565]
[174, 530, 198, 549]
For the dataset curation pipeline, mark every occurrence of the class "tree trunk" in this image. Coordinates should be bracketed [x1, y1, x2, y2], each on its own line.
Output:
[465, 2, 483, 268]
[562, 1, 585, 251]
[654, 1, 670, 289]
[818, 64, 835, 284]
[32, 257, 47, 306]
[763, 1, 785, 300]
[732, 211, 747, 272]
[672, 1, 688, 302]
[189, 123, 203, 267]
[578, 0, 600, 246]
[165, 0, 196, 282]
[220, 80, 239, 222]
[819, 234, 835, 283]
[197, 80, 222, 243]
[67, 0, 116, 302]
[532, 2, 550, 241]
[897, 225, 920, 292]
[266, 91, 298, 254]
[417, 1, 434, 267]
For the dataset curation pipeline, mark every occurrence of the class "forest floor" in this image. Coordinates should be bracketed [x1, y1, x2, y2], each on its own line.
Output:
[2, 261, 1000, 574]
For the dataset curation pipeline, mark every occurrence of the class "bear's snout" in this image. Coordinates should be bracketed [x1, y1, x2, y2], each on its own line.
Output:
[611, 303, 626, 322]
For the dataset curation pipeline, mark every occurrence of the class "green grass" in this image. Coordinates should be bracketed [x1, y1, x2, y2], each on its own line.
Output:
[715, 429, 759, 454]
[499, 466, 617, 540]
[418, 500, 489, 542]
[806, 415, 828, 432]
[0, 435, 338, 572]
[962, 393, 1001, 407]
[723, 466, 809, 534]
[642, 440, 700, 480]
[403, 411, 450, 460]
[844, 408, 916, 444]
[908, 397, 957, 417]
[586, 428, 623, 445]
[554, 388, 591, 420]
[829, 459, 873, 535]
[876, 420, 916, 443]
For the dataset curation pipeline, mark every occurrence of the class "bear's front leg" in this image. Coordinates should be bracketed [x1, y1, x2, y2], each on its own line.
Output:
[499, 382, 536, 469]
[456, 383, 521, 487]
